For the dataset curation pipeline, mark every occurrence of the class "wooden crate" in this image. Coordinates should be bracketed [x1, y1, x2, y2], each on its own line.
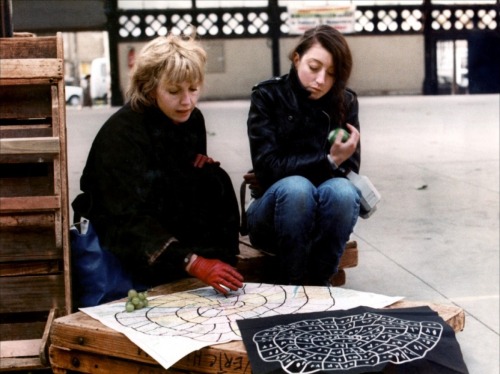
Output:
[48, 279, 465, 374]
[0, 33, 71, 371]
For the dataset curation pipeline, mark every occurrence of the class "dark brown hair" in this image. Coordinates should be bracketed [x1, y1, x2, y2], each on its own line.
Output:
[289, 25, 353, 124]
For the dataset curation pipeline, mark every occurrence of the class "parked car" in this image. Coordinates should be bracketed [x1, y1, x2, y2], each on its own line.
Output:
[65, 85, 83, 106]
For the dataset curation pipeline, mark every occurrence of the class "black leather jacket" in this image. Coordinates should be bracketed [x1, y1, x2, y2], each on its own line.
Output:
[247, 67, 361, 196]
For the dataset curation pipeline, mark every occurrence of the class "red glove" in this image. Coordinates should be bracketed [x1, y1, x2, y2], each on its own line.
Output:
[193, 154, 220, 168]
[187, 255, 244, 295]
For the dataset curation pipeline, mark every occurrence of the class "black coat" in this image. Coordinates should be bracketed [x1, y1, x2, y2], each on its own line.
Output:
[74, 103, 211, 270]
[247, 68, 361, 195]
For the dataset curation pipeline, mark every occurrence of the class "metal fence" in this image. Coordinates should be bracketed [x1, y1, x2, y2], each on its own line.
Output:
[113, 3, 498, 40]
[105, 1, 499, 103]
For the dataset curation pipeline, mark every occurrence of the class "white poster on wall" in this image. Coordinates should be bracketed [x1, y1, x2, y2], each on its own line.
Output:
[287, 5, 356, 35]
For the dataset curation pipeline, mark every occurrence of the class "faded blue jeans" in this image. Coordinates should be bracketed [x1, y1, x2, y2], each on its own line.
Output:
[246, 176, 361, 285]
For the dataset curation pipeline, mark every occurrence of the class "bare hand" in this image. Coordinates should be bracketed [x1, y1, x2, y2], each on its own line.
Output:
[243, 172, 261, 191]
[193, 154, 220, 168]
[329, 123, 359, 166]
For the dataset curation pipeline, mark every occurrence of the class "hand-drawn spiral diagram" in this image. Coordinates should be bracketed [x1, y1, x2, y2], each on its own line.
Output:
[252, 312, 443, 373]
[115, 283, 337, 343]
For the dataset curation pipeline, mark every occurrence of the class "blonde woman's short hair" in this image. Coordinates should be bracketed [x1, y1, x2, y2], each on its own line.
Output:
[127, 34, 207, 111]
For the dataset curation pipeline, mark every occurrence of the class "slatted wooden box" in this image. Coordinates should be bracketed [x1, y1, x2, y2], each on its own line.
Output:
[0, 33, 71, 371]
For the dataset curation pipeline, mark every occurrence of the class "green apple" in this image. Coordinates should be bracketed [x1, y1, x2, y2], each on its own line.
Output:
[328, 128, 350, 144]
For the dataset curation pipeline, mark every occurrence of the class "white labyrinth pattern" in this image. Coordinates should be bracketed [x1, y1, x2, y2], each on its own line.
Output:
[253, 312, 443, 373]
[115, 284, 337, 343]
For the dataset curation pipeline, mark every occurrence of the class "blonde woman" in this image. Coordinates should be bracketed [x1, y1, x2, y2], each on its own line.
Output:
[73, 34, 243, 302]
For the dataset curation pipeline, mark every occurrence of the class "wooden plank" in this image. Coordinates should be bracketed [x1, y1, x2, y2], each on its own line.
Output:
[51, 82, 62, 138]
[0, 261, 62, 277]
[0, 274, 65, 313]
[0, 175, 55, 197]
[236, 245, 275, 282]
[174, 342, 251, 374]
[0, 357, 47, 372]
[329, 269, 346, 286]
[0, 321, 46, 341]
[40, 308, 58, 367]
[51, 73, 72, 315]
[0, 77, 60, 86]
[54, 209, 63, 269]
[0, 212, 55, 228]
[0, 339, 41, 358]
[50, 83, 66, 268]
[49, 346, 183, 374]
[0, 85, 52, 119]
[388, 300, 466, 333]
[0, 59, 63, 80]
[0, 195, 60, 212]
[0, 137, 60, 155]
[0, 162, 54, 197]
[50, 311, 164, 366]
[238, 237, 358, 269]
[0, 123, 53, 139]
[0, 154, 56, 164]
[0, 36, 58, 59]
[339, 244, 358, 269]
[236, 238, 357, 284]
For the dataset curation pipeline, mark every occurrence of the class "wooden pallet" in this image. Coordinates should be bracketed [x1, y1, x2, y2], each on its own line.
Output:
[0, 33, 71, 372]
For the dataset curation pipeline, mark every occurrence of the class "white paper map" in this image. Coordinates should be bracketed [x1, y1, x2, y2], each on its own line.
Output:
[81, 283, 403, 370]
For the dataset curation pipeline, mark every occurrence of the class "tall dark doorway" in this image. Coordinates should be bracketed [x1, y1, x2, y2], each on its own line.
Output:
[467, 32, 500, 94]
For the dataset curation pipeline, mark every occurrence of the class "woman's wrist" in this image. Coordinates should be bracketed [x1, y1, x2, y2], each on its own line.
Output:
[184, 253, 198, 272]
[327, 154, 339, 170]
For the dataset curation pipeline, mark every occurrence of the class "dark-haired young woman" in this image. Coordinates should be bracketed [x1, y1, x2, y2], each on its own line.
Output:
[246, 25, 362, 286]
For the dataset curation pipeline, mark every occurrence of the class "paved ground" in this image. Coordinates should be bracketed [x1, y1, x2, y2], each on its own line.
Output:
[67, 94, 499, 374]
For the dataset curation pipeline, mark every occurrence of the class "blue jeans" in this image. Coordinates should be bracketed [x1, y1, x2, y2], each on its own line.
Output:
[247, 176, 361, 285]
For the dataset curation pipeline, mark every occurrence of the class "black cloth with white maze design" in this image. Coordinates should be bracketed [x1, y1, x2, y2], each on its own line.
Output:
[237, 306, 468, 374]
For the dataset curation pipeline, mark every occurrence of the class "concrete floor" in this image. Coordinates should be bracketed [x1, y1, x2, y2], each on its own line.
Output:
[67, 94, 499, 374]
